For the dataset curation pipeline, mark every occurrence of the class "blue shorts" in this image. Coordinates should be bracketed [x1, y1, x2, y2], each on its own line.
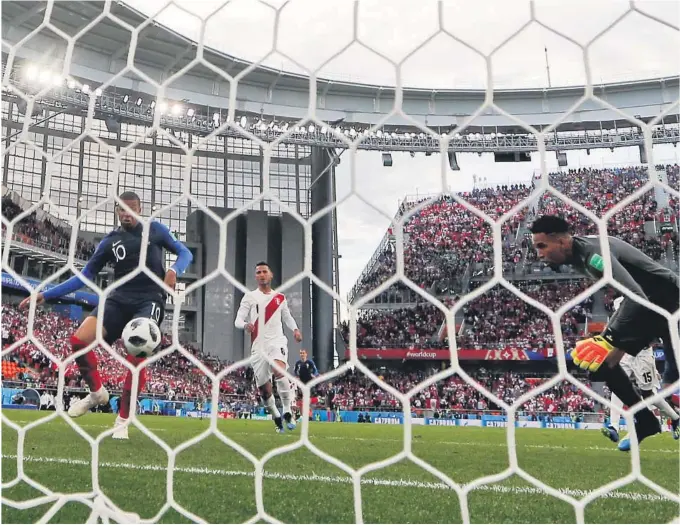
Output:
[89, 295, 165, 345]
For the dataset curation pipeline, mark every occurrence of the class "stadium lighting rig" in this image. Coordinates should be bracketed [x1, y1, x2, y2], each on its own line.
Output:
[5, 64, 680, 155]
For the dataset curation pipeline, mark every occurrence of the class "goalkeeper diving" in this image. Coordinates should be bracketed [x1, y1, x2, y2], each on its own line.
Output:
[530, 215, 679, 449]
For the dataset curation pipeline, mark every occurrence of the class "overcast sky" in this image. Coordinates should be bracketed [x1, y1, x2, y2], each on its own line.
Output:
[122, 0, 680, 304]
[127, 0, 679, 88]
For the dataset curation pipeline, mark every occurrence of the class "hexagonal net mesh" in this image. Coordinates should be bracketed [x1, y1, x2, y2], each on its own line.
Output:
[1, 0, 679, 523]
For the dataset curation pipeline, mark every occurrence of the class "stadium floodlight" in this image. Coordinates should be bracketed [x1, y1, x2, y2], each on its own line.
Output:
[38, 70, 51, 85]
[239, 116, 247, 127]
[187, 108, 195, 117]
[308, 124, 315, 133]
[122, 94, 129, 103]
[171, 104, 182, 116]
[67, 79, 77, 89]
[24, 64, 39, 81]
[16, 100, 42, 117]
[104, 116, 121, 133]
[556, 151, 568, 167]
[95, 88, 103, 97]
[82, 84, 90, 93]
[136, 97, 143, 107]
[158, 101, 167, 113]
[150, 100, 156, 109]
[448, 151, 460, 170]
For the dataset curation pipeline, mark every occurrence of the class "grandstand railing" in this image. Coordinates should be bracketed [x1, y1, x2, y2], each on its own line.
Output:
[7, 77, 679, 151]
[5, 234, 89, 267]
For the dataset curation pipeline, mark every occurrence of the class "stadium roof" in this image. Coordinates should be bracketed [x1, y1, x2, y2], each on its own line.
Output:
[3, 1, 678, 139]
[4, 1, 678, 95]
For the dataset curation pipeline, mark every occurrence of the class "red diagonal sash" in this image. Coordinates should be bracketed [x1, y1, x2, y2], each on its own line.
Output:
[251, 293, 285, 343]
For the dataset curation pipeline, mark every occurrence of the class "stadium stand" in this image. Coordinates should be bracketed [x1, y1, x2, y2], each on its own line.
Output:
[3, 304, 599, 418]
[352, 165, 677, 304]
[1, 164, 674, 414]
[316, 366, 596, 417]
[2, 195, 96, 261]
[1, 304, 255, 403]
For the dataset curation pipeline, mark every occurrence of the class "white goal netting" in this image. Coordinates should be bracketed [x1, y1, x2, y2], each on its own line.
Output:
[1, 0, 679, 523]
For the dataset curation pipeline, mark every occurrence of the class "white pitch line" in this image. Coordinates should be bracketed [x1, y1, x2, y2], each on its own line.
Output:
[1, 454, 674, 503]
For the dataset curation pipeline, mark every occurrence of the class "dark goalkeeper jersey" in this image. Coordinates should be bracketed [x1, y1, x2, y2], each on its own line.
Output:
[567, 235, 679, 342]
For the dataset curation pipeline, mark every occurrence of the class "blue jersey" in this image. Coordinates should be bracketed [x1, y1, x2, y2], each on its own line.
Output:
[294, 358, 319, 383]
[43, 221, 193, 303]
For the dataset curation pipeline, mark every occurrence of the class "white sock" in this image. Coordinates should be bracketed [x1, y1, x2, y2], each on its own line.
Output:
[610, 393, 624, 431]
[651, 393, 679, 421]
[265, 395, 280, 418]
[275, 377, 293, 415]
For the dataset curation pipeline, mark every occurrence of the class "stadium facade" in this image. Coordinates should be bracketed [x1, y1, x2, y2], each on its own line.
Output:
[1, 0, 678, 372]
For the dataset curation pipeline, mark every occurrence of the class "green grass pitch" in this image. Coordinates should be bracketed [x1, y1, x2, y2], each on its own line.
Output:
[1, 411, 678, 523]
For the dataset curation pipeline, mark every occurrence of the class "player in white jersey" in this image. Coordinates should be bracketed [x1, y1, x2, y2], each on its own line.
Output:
[601, 297, 680, 449]
[235, 261, 302, 433]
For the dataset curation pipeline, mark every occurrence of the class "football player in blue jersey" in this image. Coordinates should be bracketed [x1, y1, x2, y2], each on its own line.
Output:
[20, 191, 193, 438]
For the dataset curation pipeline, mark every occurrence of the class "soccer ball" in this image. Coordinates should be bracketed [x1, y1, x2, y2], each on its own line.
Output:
[122, 318, 161, 358]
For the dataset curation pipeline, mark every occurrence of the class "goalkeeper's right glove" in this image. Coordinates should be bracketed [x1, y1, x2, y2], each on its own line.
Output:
[572, 335, 615, 372]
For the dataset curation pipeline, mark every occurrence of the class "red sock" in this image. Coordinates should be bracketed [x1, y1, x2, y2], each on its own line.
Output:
[120, 355, 146, 419]
[71, 335, 102, 392]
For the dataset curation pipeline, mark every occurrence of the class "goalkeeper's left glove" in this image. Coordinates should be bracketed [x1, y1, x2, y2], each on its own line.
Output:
[572, 335, 615, 372]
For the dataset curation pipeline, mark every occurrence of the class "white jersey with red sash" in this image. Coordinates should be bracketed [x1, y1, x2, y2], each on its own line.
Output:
[235, 288, 298, 353]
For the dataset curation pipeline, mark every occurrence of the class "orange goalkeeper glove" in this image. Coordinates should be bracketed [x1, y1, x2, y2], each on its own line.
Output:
[572, 335, 615, 372]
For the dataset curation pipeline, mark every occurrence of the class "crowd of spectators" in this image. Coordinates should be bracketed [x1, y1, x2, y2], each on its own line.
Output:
[526, 166, 667, 263]
[663, 163, 679, 190]
[3, 305, 601, 417]
[2, 197, 95, 260]
[1, 304, 256, 404]
[351, 184, 533, 301]
[353, 165, 677, 303]
[342, 280, 592, 350]
[457, 283, 589, 352]
[327, 367, 596, 417]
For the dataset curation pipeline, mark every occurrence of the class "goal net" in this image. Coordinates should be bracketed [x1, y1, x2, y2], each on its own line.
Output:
[1, 0, 679, 523]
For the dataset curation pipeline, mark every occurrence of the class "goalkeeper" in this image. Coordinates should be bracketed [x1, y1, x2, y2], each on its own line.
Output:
[530, 215, 679, 447]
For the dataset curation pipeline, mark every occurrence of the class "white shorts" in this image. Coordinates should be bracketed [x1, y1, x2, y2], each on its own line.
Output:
[251, 345, 288, 387]
[620, 348, 660, 391]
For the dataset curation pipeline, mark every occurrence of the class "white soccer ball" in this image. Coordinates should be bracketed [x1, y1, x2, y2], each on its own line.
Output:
[122, 318, 161, 358]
